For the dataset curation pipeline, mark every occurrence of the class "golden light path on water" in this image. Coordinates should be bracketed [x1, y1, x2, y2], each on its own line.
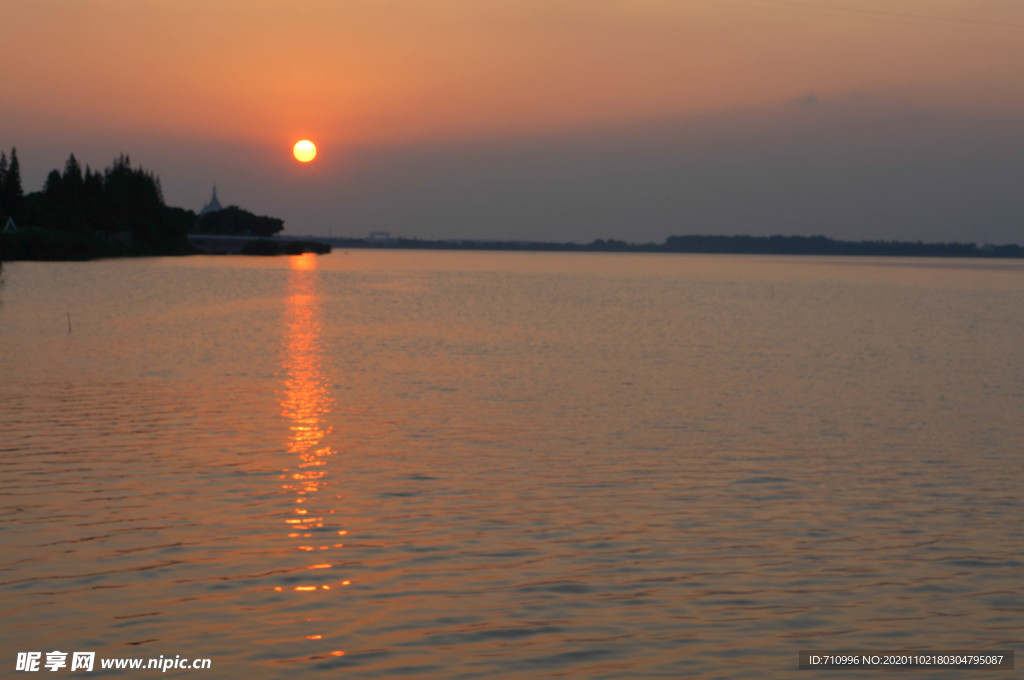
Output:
[277, 253, 348, 657]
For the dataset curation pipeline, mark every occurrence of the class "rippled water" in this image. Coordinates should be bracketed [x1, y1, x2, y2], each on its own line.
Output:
[1, 252, 1022, 678]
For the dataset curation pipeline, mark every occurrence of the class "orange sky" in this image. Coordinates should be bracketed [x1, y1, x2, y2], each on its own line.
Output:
[2, 0, 1023, 242]
[5, 0, 1023, 147]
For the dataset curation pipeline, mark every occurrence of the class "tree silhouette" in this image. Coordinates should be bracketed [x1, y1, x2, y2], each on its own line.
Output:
[63, 154, 84, 196]
[0, 147, 25, 220]
[43, 170, 63, 201]
[82, 166, 106, 232]
[0, 152, 7, 221]
[36, 154, 93, 234]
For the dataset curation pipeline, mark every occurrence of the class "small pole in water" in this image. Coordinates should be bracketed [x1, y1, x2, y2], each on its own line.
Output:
[67, 312, 72, 334]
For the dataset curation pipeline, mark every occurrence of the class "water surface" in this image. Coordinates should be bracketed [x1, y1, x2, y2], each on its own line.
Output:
[1, 252, 1021, 678]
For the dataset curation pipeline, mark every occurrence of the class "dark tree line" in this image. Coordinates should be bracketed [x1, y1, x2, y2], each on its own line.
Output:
[25, 154, 193, 252]
[1, 149, 296, 260]
[660, 234, 1023, 257]
[195, 205, 283, 237]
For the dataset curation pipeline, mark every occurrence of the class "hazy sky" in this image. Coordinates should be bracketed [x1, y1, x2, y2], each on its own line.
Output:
[3, 0, 1023, 242]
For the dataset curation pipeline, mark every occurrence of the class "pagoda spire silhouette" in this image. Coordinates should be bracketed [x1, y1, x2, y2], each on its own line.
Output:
[199, 185, 223, 215]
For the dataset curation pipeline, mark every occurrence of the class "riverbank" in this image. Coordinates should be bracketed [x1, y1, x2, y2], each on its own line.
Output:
[0, 226, 331, 260]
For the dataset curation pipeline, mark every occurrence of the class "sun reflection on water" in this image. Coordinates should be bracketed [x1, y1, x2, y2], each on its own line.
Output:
[277, 254, 350, 647]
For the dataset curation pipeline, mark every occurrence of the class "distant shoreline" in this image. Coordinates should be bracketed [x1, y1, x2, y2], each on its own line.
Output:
[6, 229, 1024, 261]
[308, 233, 1024, 259]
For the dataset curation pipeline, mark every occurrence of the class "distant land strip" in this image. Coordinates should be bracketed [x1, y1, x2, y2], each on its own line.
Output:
[323, 234, 1024, 258]
[3, 149, 1022, 261]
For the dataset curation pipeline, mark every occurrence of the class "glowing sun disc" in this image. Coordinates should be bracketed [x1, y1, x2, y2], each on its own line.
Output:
[293, 140, 317, 163]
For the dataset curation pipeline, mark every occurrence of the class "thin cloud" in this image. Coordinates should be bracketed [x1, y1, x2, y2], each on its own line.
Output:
[791, 92, 818, 108]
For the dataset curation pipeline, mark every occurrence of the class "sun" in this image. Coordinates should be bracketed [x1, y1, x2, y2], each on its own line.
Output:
[293, 140, 317, 163]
